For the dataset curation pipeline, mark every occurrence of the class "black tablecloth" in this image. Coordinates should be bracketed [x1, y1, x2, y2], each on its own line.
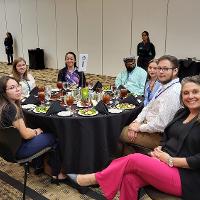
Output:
[23, 105, 142, 173]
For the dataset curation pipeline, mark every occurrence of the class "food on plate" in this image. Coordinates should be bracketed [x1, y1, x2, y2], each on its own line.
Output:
[34, 105, 50, 113]
[78, 108, 98, 116]
[116, 103, 135, 110]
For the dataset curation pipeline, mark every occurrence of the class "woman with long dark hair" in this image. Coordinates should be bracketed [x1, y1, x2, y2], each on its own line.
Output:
[0, 76, 66, 181]
[137, 31, 155, 71]
[4, 32, 13, 65]
[57, 51, 86, 87]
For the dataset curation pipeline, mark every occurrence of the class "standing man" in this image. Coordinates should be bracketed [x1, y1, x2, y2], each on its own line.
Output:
[120, 55, 181, 149]
[115, 56, 147, 95]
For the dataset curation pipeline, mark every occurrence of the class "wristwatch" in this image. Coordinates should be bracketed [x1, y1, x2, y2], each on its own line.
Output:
[168, 156, 174, 167]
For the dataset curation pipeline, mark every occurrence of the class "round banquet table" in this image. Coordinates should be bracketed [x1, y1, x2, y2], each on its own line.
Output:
[23, 105, 143, 173]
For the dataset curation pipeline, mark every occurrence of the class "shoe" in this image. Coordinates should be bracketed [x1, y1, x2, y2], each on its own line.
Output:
[65, 176, 89, 194]
[51, 177, 70, 185]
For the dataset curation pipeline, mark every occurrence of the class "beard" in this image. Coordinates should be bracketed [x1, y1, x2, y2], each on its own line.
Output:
[159, 74, 174, 85]
[126, 64, 136, 73]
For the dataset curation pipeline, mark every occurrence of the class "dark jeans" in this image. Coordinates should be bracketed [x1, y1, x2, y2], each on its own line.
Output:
[7, 53, 13, 64]
[16, 133, 61, 176]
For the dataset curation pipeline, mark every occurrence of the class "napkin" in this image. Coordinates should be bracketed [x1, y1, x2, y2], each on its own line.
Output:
[46, 101, 65, 116]
[120, 95, 140, 106]
[92, 81, 102, 92]
[21, 95, 40, 105]
[29, 87, 39, 96]
[95, 100, 109, 115]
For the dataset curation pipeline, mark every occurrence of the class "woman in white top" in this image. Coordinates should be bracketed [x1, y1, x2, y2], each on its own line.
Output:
[11, 57, 36, 98]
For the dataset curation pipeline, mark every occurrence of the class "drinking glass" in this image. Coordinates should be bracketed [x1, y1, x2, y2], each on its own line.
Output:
[102, 93, 111, 105]
[38, 91, 45, 104]
[65, 93, 74, 112]
[45, 85, 52, 104]
[63, 82, 68, 91]
[57, 81, 63, 95]
[120, 89, 128, 98]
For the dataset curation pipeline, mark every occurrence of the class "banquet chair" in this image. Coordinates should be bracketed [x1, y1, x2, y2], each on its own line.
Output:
[0, 127, 53, 200]
[144, 186, 182, 200]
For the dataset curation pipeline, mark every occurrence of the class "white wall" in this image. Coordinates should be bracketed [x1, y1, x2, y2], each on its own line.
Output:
[0, 0, 200, 76]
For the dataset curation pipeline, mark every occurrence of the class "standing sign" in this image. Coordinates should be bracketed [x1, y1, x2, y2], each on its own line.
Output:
[78, 54, 88, 72]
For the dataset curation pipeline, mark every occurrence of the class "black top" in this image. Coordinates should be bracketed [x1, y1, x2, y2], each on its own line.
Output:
[4, 37, 13, 54]
[137, 42, 155, 70]
[0, 104, 22, 128]
[57, 67, 86, 87]
[161, 108, 200, 200]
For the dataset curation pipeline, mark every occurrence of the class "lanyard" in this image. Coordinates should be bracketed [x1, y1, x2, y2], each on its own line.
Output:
[154, 81, 179, 99]
[23, 79, 31, 92]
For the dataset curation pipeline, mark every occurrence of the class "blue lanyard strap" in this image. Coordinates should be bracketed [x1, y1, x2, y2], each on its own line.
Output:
[155, 81, 179, 99]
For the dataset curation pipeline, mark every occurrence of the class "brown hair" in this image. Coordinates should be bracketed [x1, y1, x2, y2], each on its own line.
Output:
[0, 76, 21, 127]
[12, 57, 28, 82]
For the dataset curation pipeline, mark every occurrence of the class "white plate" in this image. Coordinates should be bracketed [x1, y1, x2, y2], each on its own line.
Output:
[51, 88, 59, 92]
[57, 111, 73, 117]
[78, 109, 98, 117]
[108, 108, 123, 114]
[22, 104, 36, 110]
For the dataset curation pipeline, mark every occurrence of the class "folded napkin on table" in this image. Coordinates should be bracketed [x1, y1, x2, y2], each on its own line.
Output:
[95, 100, 109, 115]
[29, 87, 39, 96]
[46, 101, 65, 116]
[92, 81, 102, 92]
[21, 95, 40, 105]
[120, 95, 140, 106]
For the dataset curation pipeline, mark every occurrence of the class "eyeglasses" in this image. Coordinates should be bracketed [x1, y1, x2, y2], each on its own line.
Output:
[157, 67, 175, 72]
[6, 84, 21, 90]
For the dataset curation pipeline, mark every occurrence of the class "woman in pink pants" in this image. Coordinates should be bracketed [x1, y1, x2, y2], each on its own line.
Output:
[76, 75, 200, 200]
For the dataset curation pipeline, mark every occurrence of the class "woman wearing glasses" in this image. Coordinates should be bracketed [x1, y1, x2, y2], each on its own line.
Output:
[74, 75, 200, 200]
[11, 57, 36, 98]
[0, 76, 67, 181]
[143, 59, 161, 106]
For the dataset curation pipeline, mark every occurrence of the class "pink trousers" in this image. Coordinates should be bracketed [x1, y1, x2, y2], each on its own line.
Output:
[95, 153, 182, 200]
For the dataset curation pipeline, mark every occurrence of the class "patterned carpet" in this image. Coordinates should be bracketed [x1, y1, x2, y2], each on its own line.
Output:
[0, 62, 151, 200]
[0, 62, 115, 87]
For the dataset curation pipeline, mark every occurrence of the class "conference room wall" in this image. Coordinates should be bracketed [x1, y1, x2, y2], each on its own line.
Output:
[56, 0, 77, 69]
[0, 0, 7, 62]
[20, 0, 38, 63]
[77, 0, 102, 75]
[2, 0, 23, 60]
[0, 0, 200, 76]
[166, 0, 200, 59]
[132, 0, 168, 58]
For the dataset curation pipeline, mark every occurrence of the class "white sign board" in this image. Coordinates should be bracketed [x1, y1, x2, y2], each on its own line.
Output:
[78, 54, 88, 72]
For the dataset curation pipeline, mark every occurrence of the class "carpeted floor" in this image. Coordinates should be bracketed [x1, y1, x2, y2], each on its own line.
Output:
[0, 62, 151, 200]
[0, 62, 115, 87]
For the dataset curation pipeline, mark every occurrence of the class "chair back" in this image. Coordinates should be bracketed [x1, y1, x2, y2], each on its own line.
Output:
[0, 127, 22, 162]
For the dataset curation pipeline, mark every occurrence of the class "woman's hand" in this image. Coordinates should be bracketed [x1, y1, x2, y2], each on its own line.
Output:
[34, 128, 43, 136]
[151, 147, 169, 164]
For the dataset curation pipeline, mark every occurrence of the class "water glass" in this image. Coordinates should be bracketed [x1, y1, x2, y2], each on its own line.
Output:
[45, 85, 52, 104]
